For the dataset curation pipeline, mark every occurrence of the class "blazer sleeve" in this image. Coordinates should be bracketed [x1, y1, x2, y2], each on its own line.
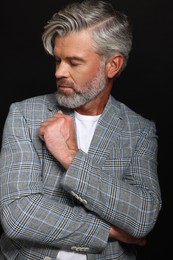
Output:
[0, 102, 110, 253]
[61, 119, 162, 238]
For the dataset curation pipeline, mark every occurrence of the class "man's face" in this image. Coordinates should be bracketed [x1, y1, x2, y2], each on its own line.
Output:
[53, 31, 108, 109]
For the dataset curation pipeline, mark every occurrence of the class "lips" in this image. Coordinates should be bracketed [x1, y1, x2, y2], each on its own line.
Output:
[58, 85, 73, 91]
[58, 85, 74, 96]
[59, 85, 71, 88]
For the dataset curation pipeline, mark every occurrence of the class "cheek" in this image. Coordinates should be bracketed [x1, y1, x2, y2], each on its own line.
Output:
[75, 65, 99, 84]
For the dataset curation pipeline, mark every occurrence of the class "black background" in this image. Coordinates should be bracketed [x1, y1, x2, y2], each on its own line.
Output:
[1, 0, 172, 259]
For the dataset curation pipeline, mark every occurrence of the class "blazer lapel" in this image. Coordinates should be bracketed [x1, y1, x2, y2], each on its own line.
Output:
[88, 96, 123, 165]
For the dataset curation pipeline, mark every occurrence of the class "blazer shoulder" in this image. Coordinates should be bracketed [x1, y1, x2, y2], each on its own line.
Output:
[10, 92, 57, 112]
[110, 96, 156, 129]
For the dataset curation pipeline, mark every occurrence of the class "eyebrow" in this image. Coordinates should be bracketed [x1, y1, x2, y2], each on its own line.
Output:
[67, 56, 85, 61]
[55, 55, 85, 63]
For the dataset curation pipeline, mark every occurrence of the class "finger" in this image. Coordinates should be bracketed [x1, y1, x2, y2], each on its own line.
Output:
[51, 112, 64, 120]
[57, 110, 63, 114]
[53, 110, 64, 117]
[38, 127, 45, 141]
[138, 238, 147, 246]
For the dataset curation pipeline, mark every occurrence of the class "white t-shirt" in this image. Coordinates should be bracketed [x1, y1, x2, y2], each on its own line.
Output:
[75, 111, 101, 153]
[56, 111, 100, 260]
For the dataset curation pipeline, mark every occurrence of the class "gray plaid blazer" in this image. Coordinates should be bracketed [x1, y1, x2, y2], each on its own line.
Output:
[0, 93, 161, 260]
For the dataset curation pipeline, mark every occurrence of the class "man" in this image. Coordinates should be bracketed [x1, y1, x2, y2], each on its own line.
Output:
[0, 0, 161, 259]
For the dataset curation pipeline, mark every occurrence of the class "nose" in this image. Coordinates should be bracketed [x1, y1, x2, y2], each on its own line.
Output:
[55, 61, 69, 79]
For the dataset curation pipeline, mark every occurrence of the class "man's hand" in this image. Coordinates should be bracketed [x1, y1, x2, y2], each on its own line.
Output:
[109, 225, 146, 246]
[38, 111, 78, 169]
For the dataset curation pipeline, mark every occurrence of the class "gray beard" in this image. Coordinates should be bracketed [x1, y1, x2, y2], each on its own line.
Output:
[56, 63, 107, 109]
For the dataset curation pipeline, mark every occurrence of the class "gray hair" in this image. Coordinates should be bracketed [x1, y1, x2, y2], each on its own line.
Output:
[42, 0, 133, 73]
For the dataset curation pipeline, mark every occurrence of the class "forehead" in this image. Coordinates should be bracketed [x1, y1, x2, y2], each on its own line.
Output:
[54, 30, 97, 57]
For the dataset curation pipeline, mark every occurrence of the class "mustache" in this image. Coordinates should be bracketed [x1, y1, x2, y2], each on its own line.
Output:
[56, 79, 75, 88]
[56, 79, 82, 95]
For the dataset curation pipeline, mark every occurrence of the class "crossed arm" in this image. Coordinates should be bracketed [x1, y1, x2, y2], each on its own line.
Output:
[38, 110, 146, 246]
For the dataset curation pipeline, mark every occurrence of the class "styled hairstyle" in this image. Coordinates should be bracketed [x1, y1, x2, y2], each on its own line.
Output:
[42, 0, 133, 73]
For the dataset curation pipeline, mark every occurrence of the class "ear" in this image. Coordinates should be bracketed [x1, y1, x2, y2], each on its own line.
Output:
[105, 54, 124, 78]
